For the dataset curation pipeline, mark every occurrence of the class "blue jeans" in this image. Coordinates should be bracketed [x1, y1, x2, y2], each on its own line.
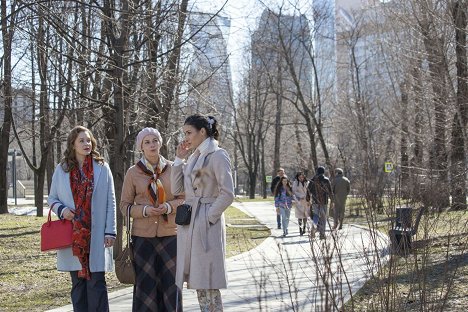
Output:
[70, 271, 109, 312]
[312, 204, 328, 237]
[280, 207, 291, 234]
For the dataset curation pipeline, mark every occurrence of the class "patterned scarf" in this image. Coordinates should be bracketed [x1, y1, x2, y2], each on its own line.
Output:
[136, 156, 168, 221]
[70, 155, 94, 280]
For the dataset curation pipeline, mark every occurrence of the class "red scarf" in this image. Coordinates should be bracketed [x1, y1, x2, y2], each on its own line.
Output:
[70, 155, 94, 280]
[136, 159, 168, 222]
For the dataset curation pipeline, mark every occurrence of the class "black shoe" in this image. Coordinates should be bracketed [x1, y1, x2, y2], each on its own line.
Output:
[277, 225, 281, 229]
[320, 234, 326, 240]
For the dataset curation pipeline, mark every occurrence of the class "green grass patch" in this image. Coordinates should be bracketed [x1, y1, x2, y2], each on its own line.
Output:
[0, 206, 269, 311]
[224, 206, 270, 257]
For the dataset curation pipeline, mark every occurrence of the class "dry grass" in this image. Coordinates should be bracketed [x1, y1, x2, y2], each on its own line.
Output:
[343, 209, 468, 311]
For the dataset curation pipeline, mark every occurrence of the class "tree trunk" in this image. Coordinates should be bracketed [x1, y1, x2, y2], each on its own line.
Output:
[152, 0, 189, 156]
[273, 56, 283, 174]
[101, 0, 131, 256]
[450, 0, 467, 210]
[400, 81, 410, 198]
[0, 0, 14, 214]
[421, 27, 450, 209]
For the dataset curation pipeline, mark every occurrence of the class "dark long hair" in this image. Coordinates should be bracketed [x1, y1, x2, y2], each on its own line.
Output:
[274, 177, 293, 197]
[184, 113, 220, 140]
[61, 125, 104, 172]
[295, 172, 306, 187]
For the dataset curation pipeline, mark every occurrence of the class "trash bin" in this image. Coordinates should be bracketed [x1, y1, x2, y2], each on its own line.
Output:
[396, 207, 412, 229]
[390, 207, 414, 255]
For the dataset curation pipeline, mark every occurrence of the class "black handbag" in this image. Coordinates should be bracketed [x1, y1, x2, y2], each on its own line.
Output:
[175, 204, 192, 225]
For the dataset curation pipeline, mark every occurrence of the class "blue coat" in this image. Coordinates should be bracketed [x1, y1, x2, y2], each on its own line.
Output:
[47, 160, 116, 272]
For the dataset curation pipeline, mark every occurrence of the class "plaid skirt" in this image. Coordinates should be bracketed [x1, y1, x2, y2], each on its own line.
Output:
[132, 235, 182, 312]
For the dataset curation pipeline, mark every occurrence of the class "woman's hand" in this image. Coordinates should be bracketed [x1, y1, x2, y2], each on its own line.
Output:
[145, 205, 167, 217]
[62, 208, 75, 220]
[104, 237, 115, 248]
[176, 141, 191, 159]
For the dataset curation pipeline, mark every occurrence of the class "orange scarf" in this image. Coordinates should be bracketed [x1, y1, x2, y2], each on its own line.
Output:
[137, 158, 168, 221]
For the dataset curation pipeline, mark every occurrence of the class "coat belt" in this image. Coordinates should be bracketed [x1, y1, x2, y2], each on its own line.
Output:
[183, 196, 218, 276]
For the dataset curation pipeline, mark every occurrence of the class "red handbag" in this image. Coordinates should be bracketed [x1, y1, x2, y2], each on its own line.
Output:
[41, 208, 73, 252]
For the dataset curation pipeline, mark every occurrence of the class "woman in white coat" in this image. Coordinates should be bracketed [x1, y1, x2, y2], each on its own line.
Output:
[292, 172, 309, 236]
[171, 114, 234, 311]
[48, 126, 116, 312]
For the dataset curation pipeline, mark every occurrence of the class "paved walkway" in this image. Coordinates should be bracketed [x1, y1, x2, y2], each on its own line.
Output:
[46, 201, 388, 312]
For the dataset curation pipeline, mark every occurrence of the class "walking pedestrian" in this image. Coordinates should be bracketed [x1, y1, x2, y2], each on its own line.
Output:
[120, 127, 183, 311]
[47, 125, 116, 312]
[308, 166, 333, 240]
[292, 172, 309, 236]
[333, 168, 350, 230]
[270, 168, 286, 229]
[172, 114, 234, 311]
[274, 177, 296, 237]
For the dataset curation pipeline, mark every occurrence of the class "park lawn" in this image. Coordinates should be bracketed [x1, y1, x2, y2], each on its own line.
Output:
[0, 206, 270, 312]
[343, 209, 468, 311]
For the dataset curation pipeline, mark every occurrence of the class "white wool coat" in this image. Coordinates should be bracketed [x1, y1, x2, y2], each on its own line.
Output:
[292, 180, 310, 219]
[171, 138, 234, 289]
[47, 160, 117, 272]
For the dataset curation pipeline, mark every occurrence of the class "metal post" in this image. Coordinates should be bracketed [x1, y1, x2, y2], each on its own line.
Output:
[13, 149, 17, 205]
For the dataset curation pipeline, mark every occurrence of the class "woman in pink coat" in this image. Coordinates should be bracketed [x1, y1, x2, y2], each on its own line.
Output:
[171, 114, 234, 311]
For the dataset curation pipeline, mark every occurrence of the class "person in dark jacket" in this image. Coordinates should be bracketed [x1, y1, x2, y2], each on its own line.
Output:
[333, 168, 350, 230]
[270, 168, 286, 229]
[308, 166, 333, 239]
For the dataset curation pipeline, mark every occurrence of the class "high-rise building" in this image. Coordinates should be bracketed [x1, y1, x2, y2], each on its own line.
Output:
[313, 0, 337, 119]
[335, 0, 393, 107]
[251, 10, 313, 104]
[185, 12, 233, 119]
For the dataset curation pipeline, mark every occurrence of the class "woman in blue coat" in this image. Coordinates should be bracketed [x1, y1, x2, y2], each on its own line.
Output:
[48, 125, 117, 312]
[274, 177, 296, 237]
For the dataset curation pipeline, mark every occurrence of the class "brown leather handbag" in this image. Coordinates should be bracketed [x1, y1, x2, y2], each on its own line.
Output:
[115, 205, 135, 284]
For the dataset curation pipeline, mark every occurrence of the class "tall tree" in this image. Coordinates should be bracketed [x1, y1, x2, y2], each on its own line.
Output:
[450, 0, 467, 210]
[0, 0, 16, 214]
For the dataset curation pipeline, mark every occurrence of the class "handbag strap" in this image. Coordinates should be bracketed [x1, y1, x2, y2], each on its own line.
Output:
[47, 208, 53, 222]
[125, 204, 132, 249]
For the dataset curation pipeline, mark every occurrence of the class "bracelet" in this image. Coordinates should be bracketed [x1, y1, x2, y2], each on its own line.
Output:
[143, 205, 149, 218]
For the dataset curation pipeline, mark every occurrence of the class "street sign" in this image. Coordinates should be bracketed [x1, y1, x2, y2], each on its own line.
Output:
[265, 175, 272, 183]
[384, 162, 394, 173]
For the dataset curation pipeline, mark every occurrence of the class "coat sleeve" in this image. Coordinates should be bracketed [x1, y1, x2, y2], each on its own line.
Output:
[207, 150, 234, 224]
[170, 162, 185, 197]
[104, 163, 117, 236]
[47, 165, 66, 218]
[164, 166, 185, 212]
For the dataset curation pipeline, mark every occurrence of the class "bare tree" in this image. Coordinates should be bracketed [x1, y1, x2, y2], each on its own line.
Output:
[449, 0, 467, 210]
[0, 0, 16, 214]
